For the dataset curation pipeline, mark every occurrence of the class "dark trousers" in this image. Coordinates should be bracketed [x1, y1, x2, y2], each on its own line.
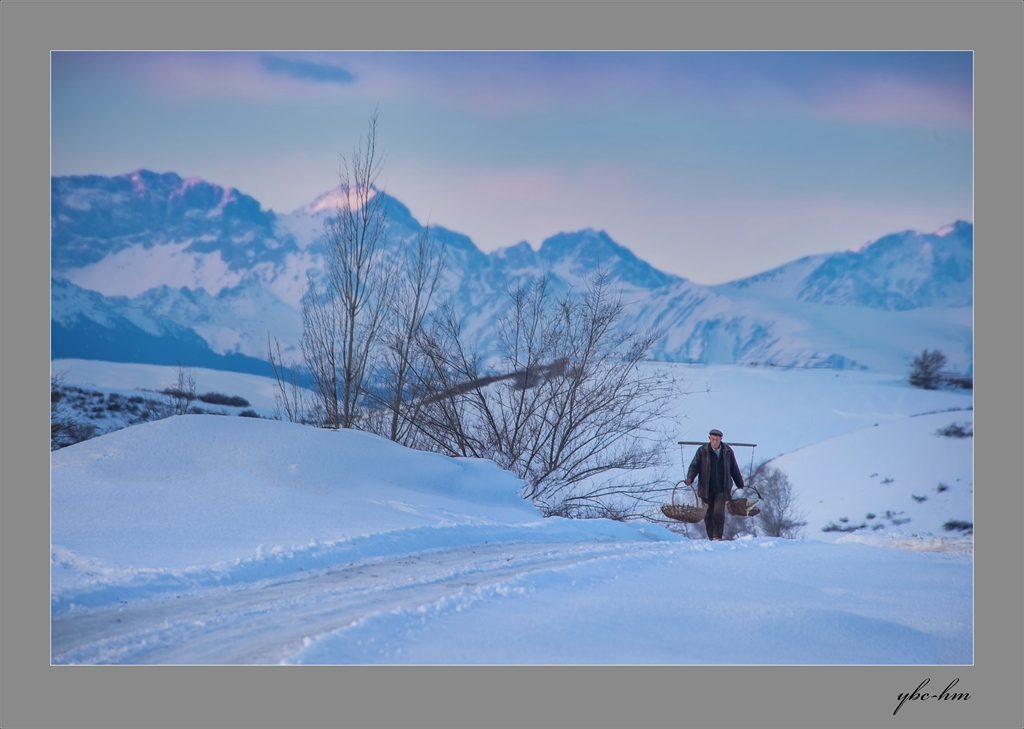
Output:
[703, 492, 728, 540]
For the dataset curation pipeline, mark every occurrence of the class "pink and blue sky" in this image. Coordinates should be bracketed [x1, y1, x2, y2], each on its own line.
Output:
[51, 51, 972, 284]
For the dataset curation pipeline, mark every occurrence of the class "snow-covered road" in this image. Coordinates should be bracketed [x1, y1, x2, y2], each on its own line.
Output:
[52, 533, 973, 665]
[52, 540, 673, 665]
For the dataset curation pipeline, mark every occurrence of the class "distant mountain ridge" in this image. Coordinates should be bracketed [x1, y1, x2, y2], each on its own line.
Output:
[51, 170, 292, 273]
[50, 277, 273, 376]
[50, 170, 973, 375]
[714, 221, 973, 311]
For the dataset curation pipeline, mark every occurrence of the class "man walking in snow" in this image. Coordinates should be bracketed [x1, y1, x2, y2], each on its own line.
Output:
[685, 429, 746, 541]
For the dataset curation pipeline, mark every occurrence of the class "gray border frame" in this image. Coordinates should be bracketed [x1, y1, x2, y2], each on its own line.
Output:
[4, 2, 1021, 728]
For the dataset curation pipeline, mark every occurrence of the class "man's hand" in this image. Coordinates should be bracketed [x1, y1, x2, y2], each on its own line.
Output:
[684, 478, 693, 486]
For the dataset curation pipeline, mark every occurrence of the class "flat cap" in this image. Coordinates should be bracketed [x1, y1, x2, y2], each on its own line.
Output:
[709, 428, 723, 437]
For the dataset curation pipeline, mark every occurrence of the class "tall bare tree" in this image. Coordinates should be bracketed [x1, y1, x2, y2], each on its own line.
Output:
[302, 112, 395, 429]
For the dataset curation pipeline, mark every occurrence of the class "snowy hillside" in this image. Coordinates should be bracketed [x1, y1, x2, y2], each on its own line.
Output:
[50, 360, 972, 665]
[51, 170, 973, 375]
[777, 411, 973, 542]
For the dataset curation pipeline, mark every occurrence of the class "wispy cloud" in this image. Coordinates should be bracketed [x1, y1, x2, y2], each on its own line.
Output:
[52, 51, 972, 130]
[259, 56, 355, 86]
[52, 52, 361, 105]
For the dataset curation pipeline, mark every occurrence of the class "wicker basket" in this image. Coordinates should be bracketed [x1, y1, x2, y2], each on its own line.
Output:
[661, 481, 707, 523]
[726, 487, 763, 517]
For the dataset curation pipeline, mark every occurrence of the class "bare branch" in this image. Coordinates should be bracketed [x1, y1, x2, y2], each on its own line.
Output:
[164, 359, 198, 416]
[268, 332, 308, 423]
[412, 271, 674, 514]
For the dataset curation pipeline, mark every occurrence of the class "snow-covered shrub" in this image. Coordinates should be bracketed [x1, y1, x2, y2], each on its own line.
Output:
[943, 519, 973, 534]
[936, 422, 973, 438]
[198, 392, 250, 408]
[51, 373, 98, 450]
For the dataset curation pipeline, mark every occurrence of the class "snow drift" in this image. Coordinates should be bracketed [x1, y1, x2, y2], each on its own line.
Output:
[51, 377, 973, 665]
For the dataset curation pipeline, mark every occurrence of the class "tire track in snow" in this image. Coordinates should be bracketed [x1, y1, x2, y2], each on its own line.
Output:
[51, 539, 680, 664]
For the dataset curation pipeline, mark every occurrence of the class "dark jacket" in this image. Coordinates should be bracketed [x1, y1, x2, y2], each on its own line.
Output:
[686, 442, 746, 501]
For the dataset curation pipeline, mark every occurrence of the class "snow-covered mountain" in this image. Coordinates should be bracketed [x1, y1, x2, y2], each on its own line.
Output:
[713, 221, 973, 310]
[51, 277, 283, 376]
[51, 170, 294, 276]
[50, 170, 973, 375]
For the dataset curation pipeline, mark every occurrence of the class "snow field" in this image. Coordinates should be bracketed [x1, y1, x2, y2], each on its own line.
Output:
[50, 360, 973, 664]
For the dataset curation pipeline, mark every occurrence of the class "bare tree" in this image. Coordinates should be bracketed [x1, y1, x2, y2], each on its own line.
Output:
[364, 224, 446, 443]
[909, 349, 947, 390]
[415, 271, 674, 516]
[302, 112, 395, 429]
[746, 460, 807, 539]
[268, 332, 308, 423]
[164, 360, 198, 416]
